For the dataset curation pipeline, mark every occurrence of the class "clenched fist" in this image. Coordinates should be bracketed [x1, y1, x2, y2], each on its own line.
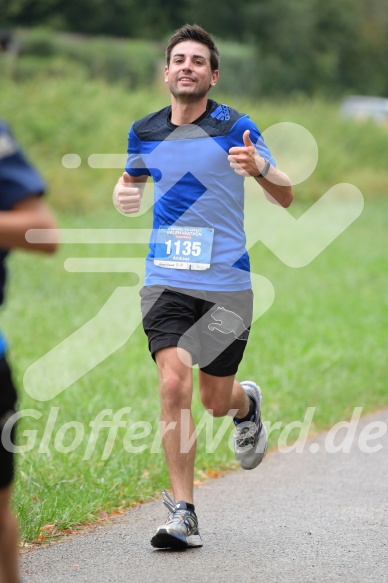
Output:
[113, 172, 142, 214]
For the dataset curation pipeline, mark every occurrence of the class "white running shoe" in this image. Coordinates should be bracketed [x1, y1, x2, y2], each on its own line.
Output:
[151, 490, 203, 549]
[234, 381, 268, 470]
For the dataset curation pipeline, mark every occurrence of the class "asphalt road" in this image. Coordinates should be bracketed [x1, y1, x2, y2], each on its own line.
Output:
[21, 409, 388, 583]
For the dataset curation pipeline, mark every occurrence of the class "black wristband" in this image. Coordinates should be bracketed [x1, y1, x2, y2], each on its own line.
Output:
[254, 159, 271, 178]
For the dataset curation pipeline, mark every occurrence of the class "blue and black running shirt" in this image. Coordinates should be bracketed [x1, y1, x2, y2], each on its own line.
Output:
[125, 99, 275, 292]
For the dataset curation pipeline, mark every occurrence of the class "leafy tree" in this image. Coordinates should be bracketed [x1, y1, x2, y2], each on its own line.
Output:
[1, 0, 387, 96]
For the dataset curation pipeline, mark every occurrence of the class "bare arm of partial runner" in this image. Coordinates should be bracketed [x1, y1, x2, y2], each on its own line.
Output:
[0, 196, 58, 253]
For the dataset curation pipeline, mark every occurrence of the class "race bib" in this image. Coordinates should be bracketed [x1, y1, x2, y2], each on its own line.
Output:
[154, 226, 214, 270]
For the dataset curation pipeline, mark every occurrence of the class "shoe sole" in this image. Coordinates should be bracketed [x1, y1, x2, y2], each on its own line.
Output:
[151, 529, 203, 549]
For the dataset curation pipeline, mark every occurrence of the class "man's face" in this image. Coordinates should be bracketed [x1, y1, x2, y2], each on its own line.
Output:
[165, 40, 219, 102]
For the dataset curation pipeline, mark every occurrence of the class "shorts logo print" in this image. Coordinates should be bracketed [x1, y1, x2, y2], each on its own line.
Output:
[207, 307, 249, 341]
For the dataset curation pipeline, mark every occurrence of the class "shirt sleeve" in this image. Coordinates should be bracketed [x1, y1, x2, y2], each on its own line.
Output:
[229, 115, 276, 166]
[0, 121, 45, 211]
[125, 123, 152, 177]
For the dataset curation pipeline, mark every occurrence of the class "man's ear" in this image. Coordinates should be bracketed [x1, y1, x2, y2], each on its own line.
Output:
[164, 65, 169, 83]
[210, 70, 219, 87]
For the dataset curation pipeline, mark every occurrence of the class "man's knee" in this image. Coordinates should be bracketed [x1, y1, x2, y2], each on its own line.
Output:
[199, 387, 231, 417]
[156, 347, 192, 411]
[200, 397, 230, 418]
[199, 374, 235, 417]
[160, 371, 191, 408]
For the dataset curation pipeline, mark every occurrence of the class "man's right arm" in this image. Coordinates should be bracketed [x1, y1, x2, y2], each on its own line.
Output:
[113, 172, 148, 214]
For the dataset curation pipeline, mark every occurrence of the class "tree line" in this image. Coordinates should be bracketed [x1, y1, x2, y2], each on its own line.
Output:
[1, 0, 387, 97]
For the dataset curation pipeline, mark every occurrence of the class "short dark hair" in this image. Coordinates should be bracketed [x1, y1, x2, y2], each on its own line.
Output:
[166, 24, 220, 72]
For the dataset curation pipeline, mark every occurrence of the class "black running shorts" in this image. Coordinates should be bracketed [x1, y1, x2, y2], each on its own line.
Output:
[140, 285, 253, 377]
[0, 356, 18, 489]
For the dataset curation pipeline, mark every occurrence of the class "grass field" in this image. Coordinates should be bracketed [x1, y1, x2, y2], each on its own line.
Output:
[1, 74, 388, 543]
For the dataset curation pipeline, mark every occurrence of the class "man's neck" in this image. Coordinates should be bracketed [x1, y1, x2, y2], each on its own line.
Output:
[170, 97, 208, 125]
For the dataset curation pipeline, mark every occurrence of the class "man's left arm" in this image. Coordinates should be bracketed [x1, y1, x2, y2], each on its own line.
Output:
[228, 129, 294, 208]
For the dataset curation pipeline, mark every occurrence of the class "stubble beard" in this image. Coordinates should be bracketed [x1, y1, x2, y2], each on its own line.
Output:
[169, 83, 210, 104]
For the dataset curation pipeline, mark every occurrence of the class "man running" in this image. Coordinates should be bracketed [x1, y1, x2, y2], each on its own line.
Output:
[113, 24, 293, 549]
[0, 121, 57, 582]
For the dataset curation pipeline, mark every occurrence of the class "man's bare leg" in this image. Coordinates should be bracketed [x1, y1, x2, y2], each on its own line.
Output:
[155, 346, 195, 503]
[198, 372, 250, 419]
[0, 487, 19, 583]
[199, 371, 267, 470]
